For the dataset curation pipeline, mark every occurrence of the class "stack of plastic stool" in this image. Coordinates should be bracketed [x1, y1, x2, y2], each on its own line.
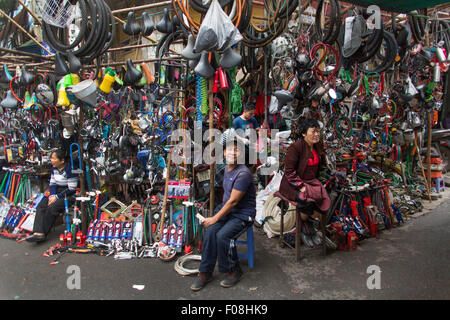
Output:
[432, 177, 445, 193]
[236, 226, 255, 268]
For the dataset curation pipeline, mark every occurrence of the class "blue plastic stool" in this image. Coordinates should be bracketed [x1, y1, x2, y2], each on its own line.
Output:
[432, 177, 445, 193]
[236, 226, 255, 268]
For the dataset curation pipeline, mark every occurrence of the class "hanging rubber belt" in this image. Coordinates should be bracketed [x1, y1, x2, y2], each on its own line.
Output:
[405, 144, 414, 185]
[362, 72, 381, 95]
[341, 69, 352, 84]
[334, 116, 353, 140]
[382, 132, 392, 146]
[391, 144, 401, 161]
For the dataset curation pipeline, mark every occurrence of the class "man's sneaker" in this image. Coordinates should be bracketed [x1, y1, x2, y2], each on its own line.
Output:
[190, 272, 213, 291]
[25, 233, 46, 243]
[220, 268, 243, 288]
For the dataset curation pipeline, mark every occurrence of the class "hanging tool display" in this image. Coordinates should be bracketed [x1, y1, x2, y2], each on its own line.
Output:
[0, 0, 449, 265]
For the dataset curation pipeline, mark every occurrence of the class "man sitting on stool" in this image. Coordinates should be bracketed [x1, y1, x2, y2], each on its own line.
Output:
[25, 148, 79, 242]
[191, 136, 256, 291]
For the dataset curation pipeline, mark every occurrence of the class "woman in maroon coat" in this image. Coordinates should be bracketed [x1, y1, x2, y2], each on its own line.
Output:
[279, 118, 331, 247]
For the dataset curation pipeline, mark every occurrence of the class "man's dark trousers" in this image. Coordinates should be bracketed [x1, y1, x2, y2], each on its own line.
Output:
[199, 215, 250, 273]
[33, 197, 74, 235]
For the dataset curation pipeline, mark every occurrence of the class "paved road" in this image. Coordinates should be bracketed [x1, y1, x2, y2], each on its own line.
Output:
[1, 195, 449, 301]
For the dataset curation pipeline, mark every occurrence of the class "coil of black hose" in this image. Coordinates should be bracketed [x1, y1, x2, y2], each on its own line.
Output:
[431, 20, 450, 55]
[241, 0, 298, 47]
[189, 0, 234, 14]
[42, 0, 115, 63]
[408, 10, 427, 43]
[240, 44, 256, 75]
[338, 10, 384, 69]
[315, 0, 342, 45]
[349, 8, 384, 64]
[357, 30, 398, 74]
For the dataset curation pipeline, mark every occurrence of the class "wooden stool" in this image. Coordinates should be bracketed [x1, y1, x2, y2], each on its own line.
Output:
[274, 191, 327, 262]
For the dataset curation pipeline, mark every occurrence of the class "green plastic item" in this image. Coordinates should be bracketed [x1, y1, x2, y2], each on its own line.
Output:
[115, 75, 123, 86]
[105, 67, 116, 77]
[136, 65, 146, 87]
[63, 74, 73, 87]
[229, 67, 244, 117]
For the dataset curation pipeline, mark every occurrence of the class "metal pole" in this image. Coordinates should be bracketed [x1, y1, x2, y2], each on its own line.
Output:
[78, 105, 87, 234]
[111, 1, 172, 14]
[83, 56, 182, 68]
[414, 131, 432, 203]
[264, 45, 268, 186]
[209, 77, 215, 217]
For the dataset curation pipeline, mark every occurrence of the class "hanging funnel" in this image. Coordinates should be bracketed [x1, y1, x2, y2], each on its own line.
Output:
[67, 79, 97, 107]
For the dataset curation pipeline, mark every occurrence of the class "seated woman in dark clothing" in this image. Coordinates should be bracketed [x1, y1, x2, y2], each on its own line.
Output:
[279, 118, 331, 247]
[25, 148, 79, 242]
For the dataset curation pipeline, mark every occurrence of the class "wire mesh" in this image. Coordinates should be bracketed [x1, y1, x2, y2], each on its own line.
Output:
[35, 0, 75, 28]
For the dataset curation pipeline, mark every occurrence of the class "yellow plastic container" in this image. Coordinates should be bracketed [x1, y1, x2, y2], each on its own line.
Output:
[100, 73, 115, 93]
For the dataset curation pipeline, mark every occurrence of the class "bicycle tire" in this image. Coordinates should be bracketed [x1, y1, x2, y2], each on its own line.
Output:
[315, 0, 341, 45]
[357, 30, 397, 74]
[156, 29, 189, 59]
[42, 0, 114, 63]
[408, 11, 427, 43]
[189, 0, 234, 14]
[42, 0, 88, 52]
[241, 0, 297, 47]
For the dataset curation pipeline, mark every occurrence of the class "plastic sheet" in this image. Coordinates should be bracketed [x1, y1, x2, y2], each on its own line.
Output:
[193, 0, 242, 53]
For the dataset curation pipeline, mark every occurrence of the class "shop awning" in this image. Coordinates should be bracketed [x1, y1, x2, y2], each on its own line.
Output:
[342, 0, 450, 13]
